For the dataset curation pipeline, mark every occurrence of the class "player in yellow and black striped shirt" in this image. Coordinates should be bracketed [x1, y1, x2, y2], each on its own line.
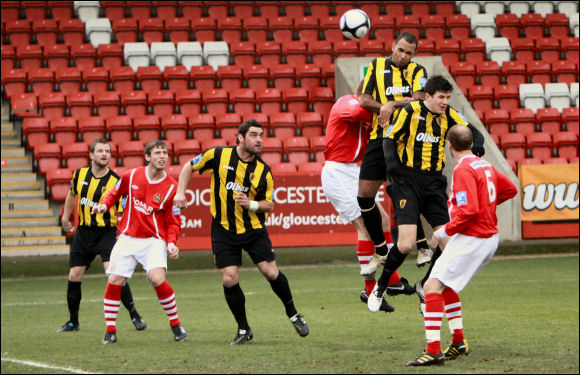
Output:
[58, 138, 146, 333]
[175, 120, 309, 345]
[368, 76, 485, 312]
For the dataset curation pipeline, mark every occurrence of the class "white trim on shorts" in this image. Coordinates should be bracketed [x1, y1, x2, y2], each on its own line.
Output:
[430, 233, 499, 293]
[106, 234, 168, 279]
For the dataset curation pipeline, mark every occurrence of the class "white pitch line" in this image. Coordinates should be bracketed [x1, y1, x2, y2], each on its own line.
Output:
[1, 357, 99, 374]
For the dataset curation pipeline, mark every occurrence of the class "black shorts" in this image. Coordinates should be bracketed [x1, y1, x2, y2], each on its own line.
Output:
[359, 139, 386, 181]
[69, 226, 117, 268]
[388, 167, 450, 227]
[211, 219, 275, 269]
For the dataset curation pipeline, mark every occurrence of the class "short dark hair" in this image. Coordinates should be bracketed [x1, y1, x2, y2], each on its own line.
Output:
[236, 119, 264, 145]
[90, 138, 110, 153]
[447, 125, 473, 152]
[144, 140, 168, 156]
[395, 32, 418, 48]
[424, 75, 453, 96]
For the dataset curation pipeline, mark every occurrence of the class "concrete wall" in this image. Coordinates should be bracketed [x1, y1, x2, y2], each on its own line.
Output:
[335, 56, 522, 241]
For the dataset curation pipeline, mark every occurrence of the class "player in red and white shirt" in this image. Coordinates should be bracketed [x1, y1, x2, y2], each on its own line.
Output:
[321, 94, 413, 313]
[407, 125, 517, 366]
[92, 140, 187, 345]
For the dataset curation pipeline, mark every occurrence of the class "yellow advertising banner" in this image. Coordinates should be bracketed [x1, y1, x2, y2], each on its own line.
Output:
[520, 163, 579, 221]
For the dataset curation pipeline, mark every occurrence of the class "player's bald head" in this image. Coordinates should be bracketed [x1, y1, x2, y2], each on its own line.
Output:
[447, 125, 473, 152]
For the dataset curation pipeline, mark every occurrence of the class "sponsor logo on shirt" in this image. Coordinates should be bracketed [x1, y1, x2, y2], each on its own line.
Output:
[414, 116, 426, 121]
[80, 197, 98, 208]
[131, 184, 139, 190]
[415, 133, 440, 143]
[385, 86, 410, 96]
[456, 191, 467, 206]
[82, 181, 89, 185]
[379, 69, 391, 74]
[133, 197, 154, 215]
[225, 181, 249, 193]
[222, 165, 235, 171]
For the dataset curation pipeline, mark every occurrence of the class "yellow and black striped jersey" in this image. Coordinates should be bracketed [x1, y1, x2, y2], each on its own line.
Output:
[190, 146, 274, 234]
[362, 57, 428, 140]
[70, 166, 120, 227]
[384, 100, 470, 172]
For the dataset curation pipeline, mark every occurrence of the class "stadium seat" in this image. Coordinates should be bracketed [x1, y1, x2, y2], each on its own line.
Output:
[507, 2, 530, 17]
[216, 113, 242, 140]
[39, 92, 66, 122]
[270, 112, 296, 138]
[49, 1, 73, 21]
[78, 116, 105, 144]
[95, 92, 121, 118]
[485, 37, 511, 67]
[308, 41, 333, 66]
[521, 13, 545, 39]
[189, 113, 216, 142]
[17, 44, 43, 72]
[544, 83, 572, 112]
[308, 135, 326, 163]
[244, 65, 269, 91]
[269, 16, 293, 43]
[203, 41, 230, 72]
[174, 139, 201, 165]
[295, 16, 319, 42]
[230, 88, 256, 116]
[457, 1, 480, 17]
[218, 16, 243, 44]
[422, 15, 445, 40]
[557, 1, 578, 14]
[106, 115, 134, 143]
[553, 132, 579, 159]
[150, 42, 177, 73]
[217, 65, 243, 91]
[33, 19, 59, 46]
[206, 1, 229, 18]
[137, 65, 163, 93]
[190, 65, 216, 91]
[284, 136, 310, 164]
[518, 158, 542, 169]
[543, 157, 568, 165]
[484, 109, 510, 136]
[161, 114, 188, 142]
[446, 14, 470, 40]
[154, 0, 177, 18]
[20, 1, 47, 20]
[190, 17, 216, 44]
[319, 16, 343, 42]
[370, 15, 394, 41]
[230, 41, 257, 67]
[119, 140, 145, 168]
[83, 67, 109, 95]
[164, 65, 190, 93]
[6, 20, 32, 46]
[471, 14, 496, 42]
[165, 17, 190, 44]
[63, 142, 90, 169]
[461, 38, 486, 64]
[46, 168, 74, 202]
[494, 84, 520, 111]
[22, 117, 50, 151]
[510, 38, 535, 62]
[397, 15, 420, 37]
[203, 89, 228, 114]
[283, 41, 308, 68]
[56, 68, 82, 96]
[122, 91, 148, 118]
[256, 88, 282, 115]
[533, 1, 555, 17]
[270, 162, 298, 174]
[112, 18, 138, 44]
[476, 61, 501, 87]
[571, 83, 579, 108]
[545, 13, 570, 38]
[242, 113, 269, 128]
[1, 68, 27, 99]
[35, 143, 62, 175]
[519, 83, 546, 113]
[60, 18, 85, 47]
[124, 43, 150, 73]
[260, 137, 284, 165]
[435, 39, 460, 65]
[297, 112, 323, 138]
[139, 18, 164, 44]
[270, 65, 295, 90]
[536, 107, 562, 135]
[495, 13, 520, 39]
[509, 108, 537, 136]
[243, 18, 267, 44]
[175, 89, 202, 116]
[451, 62, 476, 88]
[561, 37, 579, 62]
[501, 61, 527, 87]
[310, 87, 334, 125]
[149, 90, 175, 117]
[333, 40, 360, 59]
[85, 18, 112, 47]
[10, 93, 39, 116]
[500, 133, 526, 161]
[526, 133, 554, 160]
[134, 115, 161, 141]
[359, 40, 385, 57]
[1, 1, 20, 21]
[552, 60, 577, 86]
[563, 107, 579, 134]
[526, 60, 552, 85]
[468, 85, 494, 111]
[50, 117, 78, 147]
[71, 44, 97, 72]
[111, 66, 136, 93]
[74, 1, 99, 22]
[29, 68, 55, 97]
[296, 65, 322, 90]
[1, 45, 16, 72]
[257, 41, 282, 66]
[128, 1, 153, 19]
[284, 87, 309, 115]
[201, 138, 228, 151]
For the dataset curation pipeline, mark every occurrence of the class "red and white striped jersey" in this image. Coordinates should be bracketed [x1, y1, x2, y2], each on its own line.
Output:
[324, 95, 373, 163]
[101, 167, 181, 244]
[445, 155, 517, 238]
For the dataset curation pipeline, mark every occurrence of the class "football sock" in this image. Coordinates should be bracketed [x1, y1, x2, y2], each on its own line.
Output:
[154, 281, 181, 327]
[416, 219, 428, 248]
[357, 197, 389, 256]
[388, 270, 401, 285]
[268, 271, 298, 318]
[224, 283, 250, 331]
[67, 280, 82, 325]
[120, 282, 138, 319]
[357, 240, 376, 294]
[443, 288, 464, 344]
[424, 292, 444, 354]
[377, 244, 407, 292]
[420, 246, 442, 286]
[383, 231, 393, 244]
[364, 276, 377, 295]
[104, 283, 122, 333]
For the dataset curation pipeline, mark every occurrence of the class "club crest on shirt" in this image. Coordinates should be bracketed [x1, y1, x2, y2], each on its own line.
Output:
[403, 70, 408, 80]
[400, 199, 407, 209]
[154, 193, 162, 203]
[101, 186, 107, 195]
[249, 173, 255, 181]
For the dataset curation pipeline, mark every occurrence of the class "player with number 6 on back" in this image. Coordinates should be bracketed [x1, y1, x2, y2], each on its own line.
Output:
[406, 123, 517, 366]
[92, 140, 187, 345]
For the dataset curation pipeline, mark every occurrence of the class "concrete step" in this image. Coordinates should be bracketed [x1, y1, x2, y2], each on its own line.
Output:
[1, 226, 63, 237]
[1, 172, 38, 183]
[1, 236, 66, 247]
[1, 156, 32, 166]
[2, 217, 58, 228]
[1, 208, 54, 219]
[1, 122, 14, 132]
[1, 200, 49, 210]
[1, 130, 18, 139]
[1, 147, 25, 157]
[1, 190, 45, 200]
[1, 244, 70, 257]
[1, 139, 21, 147]
[1, 181, 42, 191]
[1, 164, 33, 173]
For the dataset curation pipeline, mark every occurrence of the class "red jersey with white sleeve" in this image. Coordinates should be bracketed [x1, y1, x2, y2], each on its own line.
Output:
[101, 167, 181, 244]
[324, 95, 373, 163]
[444, 155, 517, 238]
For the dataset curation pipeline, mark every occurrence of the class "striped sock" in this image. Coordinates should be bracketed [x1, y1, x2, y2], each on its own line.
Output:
[443, 288, 464, 344]
[154, 281, 181, 327]
[424, 292, 444, 354]
[104, 283, 122, 333]
[357, 240, 376, 294]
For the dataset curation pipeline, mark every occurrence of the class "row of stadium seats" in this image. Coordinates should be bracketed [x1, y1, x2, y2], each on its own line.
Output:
[484, 107, 579, 136]
[497, 131, 578, 161]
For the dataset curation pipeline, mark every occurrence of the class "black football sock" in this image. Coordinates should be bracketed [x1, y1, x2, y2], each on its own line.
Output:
[224, 283, 250, 331]
[268, 271, 298, 318]
[120, 282, 139, 319]
[416, 219, 429, 249]
[421, 246, 443, 286]
[67, 280, 82, 325]
[357, 196, 389, 256]
[377, 244, 408, 293]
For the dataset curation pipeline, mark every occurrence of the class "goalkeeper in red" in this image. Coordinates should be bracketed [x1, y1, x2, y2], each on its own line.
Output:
[406, 125, 517, 366]
[93, 140, 186, 345]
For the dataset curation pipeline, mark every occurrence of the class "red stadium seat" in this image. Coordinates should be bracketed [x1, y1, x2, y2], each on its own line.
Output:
[102, 1, 127, 20]
[1, 45, 16, 72]
[518, 158, 542, 169]
[495, 13, 520, 39]
[6, 20, 32, 46]
[206, 1, 229, 18]
[174, 139, 201, 165]
[230, 88, 256, 116]
[203, 89, 229, 115]
[133, 115, 161, 142]
[22, 117, 50, 151]
[56, 68, 82, 96]
[553, 132, 578, 159]
[526, 61, 552, 85]
[189, 114, 216, 142]
[270, 112, 296, 138]
[22, 1, 47, 21]
[111, 66, 137, 93]
[436, 39, 460, 65]
[50, 117, 78, 147]
[521, 13, 544, 39]
[451, 62, 476, 90]
[190, 17, 216, 44]
[310, 87, 334, 126]
[122, 91, 148, 118]
[416, 39, 435, 57]
[39, 92, 66, 122]
[244, 65, 269, 90]
[190, 65, 216, 91]
[500, 133, 526, 161]
[119, 141, 145, 168]
[256, 88, 282, 115]
[17, 44, 43, 72]
[71, 44, 96, 72]
[511, 38, 535, 62]
[112, 18, 138, 44]
[484, 109, 511, 136]
[257, 1, 281, 17]
[359, 39, 385, 57]
[244, 18, 268, 43]
[359, 1, 383, 17]
[494, 85, 520, 111]
[298, 161, 323, 174]
[218, 16, 243, 44]
[397, 15, 420, 37]
[270, 162, 298, 174]
[562, 108, 579, 134]
[217, 65, 243, 91]
[230, 41, 257, 67]
[283, 41, 308, 67]
[95, 92, 121, 118]
[257, 41, 282, 66]
[543, 157, 568, 165]
[536, 37, 561, 63]
[422, 15, 445, 40]
[128, 1, 153, 19]
[446, 14, 470, 40]
[216, 113, 242, 140]
[552, 60, 577, 86]
[270, 64, 295, 90]
[165, 17, 190, 44]
[106, 115, 134, 144]
[29, 68, 55, 97]
[179, 1, 203, 18]
[501, 61, 527, 87]
[510, 108, 537, 136]
[283, 1, 306, 18]
[295, 16, 319, 43]
[175, 89, 202, 116]
[384, 2, 405, 16]
[460, 38, 486, 64]
[408, 1, 431, 16]
[48, 1, 73, 20]
[526, 133, 553, 160]
[270, 16, 293, 43]
[201, 138, 228, 151]
[161, 114, 188, 142]
[33, 19, 58, 46]
[1, 1, 20, 22]
[1, 68, 27, 99]
[308, 41, 333, 66]
[468, 85, 494, 111]
[284, 136, 310, 164]
[149, 90, 175, 117]
[334, 40, 359, 58]
[46, 168, 74, 202]
[10, 93, 39, 116]
[476, 61, 501, 88]
[164, 65, 190, 93]
[78, 117, 106, 144]
[536, 108, 562, 135]
[242, 113, 269, 128]
[320, 16, 343, 42]
[83, 67, 109, 95]
[296, 64, 322, 90]
[260, 137, 284, 165]
[137, 65, 163, 94]
[35, 143, 62, 175]
[297, 112, 323, 138]
[232, 1, 255, 17]
[139, 18, 164, 44]
[283, 87, 309, 115]
[433, 1, 455, 14]
[309, 135, 326, 163]
[561, 37, 579, 63]
[63, 142, 90, 170]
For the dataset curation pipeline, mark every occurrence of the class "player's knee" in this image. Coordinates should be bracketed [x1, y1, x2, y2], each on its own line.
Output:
[397, 240, 414, 254]
[68, 267, 84, 281]
[357, 196, 375, 211]
[221, 271, 239, 287]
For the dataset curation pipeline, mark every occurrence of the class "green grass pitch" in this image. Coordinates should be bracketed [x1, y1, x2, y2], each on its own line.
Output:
[1, 255, 578, 373]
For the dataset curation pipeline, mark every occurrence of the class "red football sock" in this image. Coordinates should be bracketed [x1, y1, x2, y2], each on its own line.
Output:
[104, 283, 122, 333]
[424, 292, 444, 354]
[357, 240, 376, 294]
[388, 270, 401, 285]
[154, 281, 181, 327]
[443, 288, 464, 344]
[383, 231, 393, 244]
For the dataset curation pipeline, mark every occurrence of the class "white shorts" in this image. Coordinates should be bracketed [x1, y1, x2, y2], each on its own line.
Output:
[321, 161, 362, 223]
[430, 233, 499, 293]
[106, 234, 168, 279]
